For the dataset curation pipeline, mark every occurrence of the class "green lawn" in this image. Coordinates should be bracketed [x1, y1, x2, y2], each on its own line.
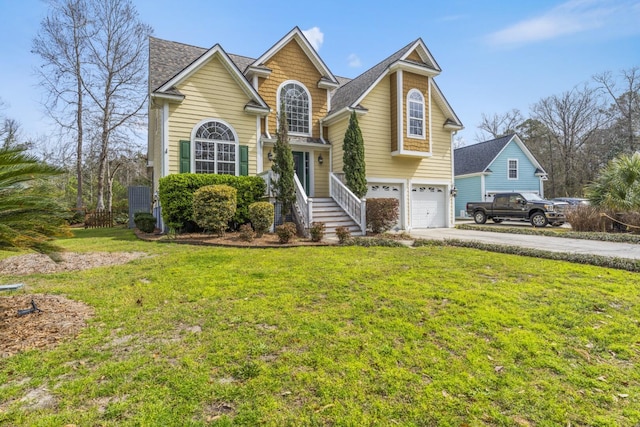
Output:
[1, 228, 639, 426]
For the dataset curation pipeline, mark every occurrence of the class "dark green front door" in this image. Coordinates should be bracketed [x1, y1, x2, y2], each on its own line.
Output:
[292, 151, 310, 195]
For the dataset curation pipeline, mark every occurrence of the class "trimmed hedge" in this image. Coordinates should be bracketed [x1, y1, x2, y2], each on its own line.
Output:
[134, 212, 156, 233]
[158, 173, 266, 231]
[192, 185, 237, 236]
[249, 201, 274, 237]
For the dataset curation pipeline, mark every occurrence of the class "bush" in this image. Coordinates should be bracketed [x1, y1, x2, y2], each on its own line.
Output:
[192, 185, 237, 236]
[566, 205, 603, 232]
[366, 198, 399, 234]
[276, 222, 297, 244]
[239, 223, 255, 242]
[335, 226, 351, 244]
[249, 201, 274, 237]
[158, 174, 266, 232]
[134, 212, 156, 233]
[310, 222, 325, 242]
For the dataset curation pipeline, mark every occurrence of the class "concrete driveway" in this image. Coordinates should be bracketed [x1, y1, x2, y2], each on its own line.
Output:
[408, 226, 640, 261]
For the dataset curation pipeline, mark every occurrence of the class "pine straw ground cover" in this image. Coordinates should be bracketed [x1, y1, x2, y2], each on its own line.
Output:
[0, 228, 639, 425]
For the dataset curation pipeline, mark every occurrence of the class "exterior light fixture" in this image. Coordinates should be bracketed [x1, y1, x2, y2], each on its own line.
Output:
[267, 151, 273, 161]
[317, 154, 323, 165]
[450, 186, 458, 197]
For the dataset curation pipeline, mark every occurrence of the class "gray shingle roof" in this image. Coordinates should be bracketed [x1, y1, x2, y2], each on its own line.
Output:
[454, 134, 515, 176]
[329, 40, 417, 114]
[149, 37, 206, 92]
[149, 37, 257, 93]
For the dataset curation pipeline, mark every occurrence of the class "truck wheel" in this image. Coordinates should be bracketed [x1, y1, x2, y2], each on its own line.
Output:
[473, 211, 487, 224]
[530, 212, 548, 227]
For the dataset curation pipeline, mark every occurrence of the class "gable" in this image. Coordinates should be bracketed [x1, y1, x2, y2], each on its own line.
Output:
[258, 39, 327, 139]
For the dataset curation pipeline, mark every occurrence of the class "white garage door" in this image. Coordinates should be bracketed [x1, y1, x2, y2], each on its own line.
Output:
[366, 184, 402, 230]
[411, 185, 446, 228]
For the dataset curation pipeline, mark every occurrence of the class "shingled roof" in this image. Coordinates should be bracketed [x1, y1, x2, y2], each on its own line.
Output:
[454, 134, 515, 176]
[329, 40, 416, 114]
[149, 37, 256, 94]
[149, 33, 462, 129]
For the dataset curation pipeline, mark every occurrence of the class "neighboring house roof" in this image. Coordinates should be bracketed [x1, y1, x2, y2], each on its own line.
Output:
[454, 133, 547, 176]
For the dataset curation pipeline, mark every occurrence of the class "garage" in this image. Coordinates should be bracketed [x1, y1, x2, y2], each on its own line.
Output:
[366, 183, 403, 230]
[411, 185, 446, 228]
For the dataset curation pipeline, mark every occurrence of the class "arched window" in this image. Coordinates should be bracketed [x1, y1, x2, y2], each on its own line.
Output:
[279, 81, 310, 135]
[407, 89, 425, 138]
[193, 120, 237, 175]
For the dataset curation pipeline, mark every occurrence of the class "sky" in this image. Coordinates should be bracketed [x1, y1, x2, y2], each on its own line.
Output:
[0, 0, 639, 147]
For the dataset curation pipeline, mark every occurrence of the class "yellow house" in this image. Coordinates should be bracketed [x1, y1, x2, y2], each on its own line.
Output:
[148, 27, 463, 233]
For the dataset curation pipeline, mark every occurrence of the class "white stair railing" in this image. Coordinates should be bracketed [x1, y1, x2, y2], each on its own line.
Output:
[257, 170, 275, 197]
[293, 174, 312, 232]
[329, 172, 366, 234]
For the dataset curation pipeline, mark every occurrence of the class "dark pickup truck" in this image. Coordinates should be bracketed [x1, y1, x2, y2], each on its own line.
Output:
[466, 192, 567, 227]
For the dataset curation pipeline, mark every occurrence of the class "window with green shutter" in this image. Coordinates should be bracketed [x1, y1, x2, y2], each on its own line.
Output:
[179, 140, 190, 173]
[239, 145, 248, 176]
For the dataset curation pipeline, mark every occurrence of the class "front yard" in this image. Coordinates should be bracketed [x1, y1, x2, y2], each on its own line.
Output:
[1, 228, 638, 426]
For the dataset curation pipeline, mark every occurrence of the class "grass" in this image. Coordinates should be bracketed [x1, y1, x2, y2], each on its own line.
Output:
[1, 227, 639, 425]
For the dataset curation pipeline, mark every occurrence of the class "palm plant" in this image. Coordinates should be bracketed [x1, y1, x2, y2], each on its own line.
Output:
[585, 152, 640, 211]
[0, 147, 70, 254]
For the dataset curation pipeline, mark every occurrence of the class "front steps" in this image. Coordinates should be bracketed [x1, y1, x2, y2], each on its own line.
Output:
[310, 198, 364, 237]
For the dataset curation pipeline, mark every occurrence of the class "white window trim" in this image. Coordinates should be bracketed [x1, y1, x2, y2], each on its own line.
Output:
[406, 88, 426, 140]
[190, 118, 240, 176]
[277, 80, 312, 137]
[508, 158, 518, 180]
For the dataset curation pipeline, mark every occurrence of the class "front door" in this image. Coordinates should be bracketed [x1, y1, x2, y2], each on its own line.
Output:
[292, 151, 310, 195]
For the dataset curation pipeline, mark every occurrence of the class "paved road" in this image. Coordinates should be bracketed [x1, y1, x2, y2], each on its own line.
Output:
[407, 227, 640, 261]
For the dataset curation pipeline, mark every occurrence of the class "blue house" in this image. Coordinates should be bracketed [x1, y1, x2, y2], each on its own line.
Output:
[454, 133, 547, 217]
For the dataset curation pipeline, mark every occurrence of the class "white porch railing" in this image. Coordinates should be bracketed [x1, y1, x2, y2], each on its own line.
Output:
[329, 172, 366, 234]
[293, 174, 311, 232]
[258, 170, 275, 198]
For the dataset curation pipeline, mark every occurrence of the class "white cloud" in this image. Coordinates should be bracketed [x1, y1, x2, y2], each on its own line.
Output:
[347, 53, 362, 68]
[486, 0, 640, 47]
[302, 27, 324, 51]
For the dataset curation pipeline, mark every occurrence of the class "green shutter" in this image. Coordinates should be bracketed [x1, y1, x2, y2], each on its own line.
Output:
[239, 145, 249, 176]
[179, 140, 190, 173]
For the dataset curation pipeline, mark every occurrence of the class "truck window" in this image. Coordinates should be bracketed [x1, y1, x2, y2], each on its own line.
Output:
[494, 196, 509, 208]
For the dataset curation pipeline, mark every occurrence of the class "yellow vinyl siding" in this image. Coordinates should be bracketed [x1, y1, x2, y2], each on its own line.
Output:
[403, 72, 429, 152]
[166, 55, 258, 175]
[358, 74, 452, 180]
[148, 102, 162, 190]
[328, 116, 349, 173]
[258, 40, 328, 139]
[313, 150, 330, 197]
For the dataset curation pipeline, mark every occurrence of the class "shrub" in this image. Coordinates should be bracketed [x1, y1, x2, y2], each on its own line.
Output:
[276, 222, 297, 244]
[192, 185, 237, 236]
[619, 211, 640, 234]
[566, 205, 603, 232]
[239, 223, 255, 242]
[309, 222, 325, 242]
[158, 174, 266, 231]
[249, 201, 274, 237]
[335, 226, 351, 244]
[366, 198, 399, 234]
[346, 237, 405, 247]
[134, 212, 156, 233]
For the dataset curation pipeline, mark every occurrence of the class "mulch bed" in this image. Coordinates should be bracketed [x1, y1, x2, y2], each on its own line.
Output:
[134, 229, 335, 247]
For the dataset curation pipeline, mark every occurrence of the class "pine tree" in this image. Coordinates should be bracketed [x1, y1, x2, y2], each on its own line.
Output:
[271, 105, 296, 216]
[343, 111, 367, 198]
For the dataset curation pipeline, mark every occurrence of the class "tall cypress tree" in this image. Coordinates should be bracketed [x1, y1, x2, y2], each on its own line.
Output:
[271, 104, 296, 216]
[343, 111, 367, 198]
